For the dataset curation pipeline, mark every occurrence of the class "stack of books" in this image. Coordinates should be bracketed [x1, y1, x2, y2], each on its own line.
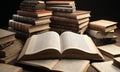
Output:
[46, 1, 91, 34]
[0, 29, 23, 63]
[87, 19, 118, 46]
[8, 0, 52, 40]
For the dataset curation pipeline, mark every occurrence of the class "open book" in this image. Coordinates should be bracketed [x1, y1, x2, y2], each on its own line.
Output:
[18, 31, 104, 61]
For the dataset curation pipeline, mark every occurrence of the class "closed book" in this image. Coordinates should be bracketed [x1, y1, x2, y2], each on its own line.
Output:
[51, 16, 89, 24]
[89, 19, 117, 32]
[98, 44, 120, 58]
[46, 7, 76, 13]
[17, 10, 52, 18]
[92, 61, 120, 72]
[53, 10, 91, 19]
[9, 20, 50, 33]
[20, 1, 45, 11]
[0, 29, 16, 45]
[113, 57, 120, 68]
[12, 14, 51, 25]
[46, 1, 75, 5]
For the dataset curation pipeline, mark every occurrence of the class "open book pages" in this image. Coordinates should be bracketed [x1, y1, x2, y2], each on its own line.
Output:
[19, 59, 90, 72]
[113, 57, 120, 68]
[92, 61, 120, 72]
[17, 31, 104, 61]
[98, 44, 120, 58]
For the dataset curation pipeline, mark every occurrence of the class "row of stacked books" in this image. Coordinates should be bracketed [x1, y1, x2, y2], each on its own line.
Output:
[87, 19, 118, 46]
[8, 0, 52, 40]
[46, 1, 91, 34]
[0, 29, 23, 63]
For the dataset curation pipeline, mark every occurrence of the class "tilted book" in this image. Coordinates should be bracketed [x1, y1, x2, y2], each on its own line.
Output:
[89, 19, 117, 32]
[92, 61, 120, 72]
[0, 29, 16, 45]
[17, 31, 104, 61]
[98, 44, 120, 58]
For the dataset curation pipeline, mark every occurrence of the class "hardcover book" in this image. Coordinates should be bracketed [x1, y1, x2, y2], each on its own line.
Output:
[98, 44, 120, 58]
[89, 19, 117, 32]
[17, 31, 104, 61]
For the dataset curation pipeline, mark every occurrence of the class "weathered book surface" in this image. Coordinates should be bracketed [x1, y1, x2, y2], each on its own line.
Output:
[9, 20, 50, 33]
[92, 61, 120, 72]
[46, 4, 76, 8]
[51, 21, 89, 29]
[52, 59, 90, 72]
[17, 10, 52, 18]
[17, 31, 104, 61]
[18, 59, 89, 72]
[89, 19, 117, 32]
[12, 14, 51, 25]
[46, 1, 75, 5]
[0, 40, 23, 63]
[18, 59, 59, 71]
[113, 57, 120, 68]
[51, 16, 89, 24]
[20, 1, 45, 11]
[87, 29, 117, 39]
[0, 29, 16, 45]
[46, 6, 76, 13]
[53, 10, 90, 19]
[0, 41, 13, 50]
[98, 44, 120, 58]
[0, 63, 23, 72]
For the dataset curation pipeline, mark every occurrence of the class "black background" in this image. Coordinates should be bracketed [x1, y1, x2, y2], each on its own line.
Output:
[0, 0, 119, 28]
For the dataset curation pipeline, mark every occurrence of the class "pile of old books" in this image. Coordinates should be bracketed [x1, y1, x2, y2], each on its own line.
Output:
[8, 0, 52, 40]
[46, 1, 91, 34]
[0, 29, 23, 63]
[87, 19, 118, 46]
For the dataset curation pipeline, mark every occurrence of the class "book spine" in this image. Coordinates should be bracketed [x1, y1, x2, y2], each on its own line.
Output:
[20, 1, 45, 11]
[12, 14, 35, 25]
[53, 12, 76, 19]
[17, 10, 38, 17]
[88, 24, 105, 32]
[51, 16, 79, 24]
[9, 20, 32, 33]
[46, 7, 76, 13]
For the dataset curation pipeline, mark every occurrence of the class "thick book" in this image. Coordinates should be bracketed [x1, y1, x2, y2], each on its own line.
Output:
[46, 4, 76, 8]
[92, 61, 120, 72]
[53, 10, 91, 19]
[98, 44, 120, 58]
[51, 16, 89, 24]
[46, 1, 75, 5]
[17, 31, 104, 61]
[19, 59, 90, 72]
[46, 6, 76, 13]
[12, 14, 51, 25]
[113, 57, 120, 68]
[17, 10, 52, 18]
[0, 29, 16, 45]
[89, 19, 117, 32]
[9, 20, 50, 33]
[87, 29, 117, 39]
[0, 64, 23, 72]
[20, 1, 45, 11]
